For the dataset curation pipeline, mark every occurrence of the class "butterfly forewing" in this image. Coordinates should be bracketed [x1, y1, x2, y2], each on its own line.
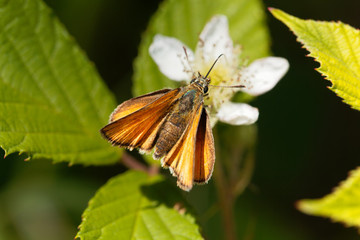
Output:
[162, 104, 204, 191]
[101, 88, 181, 151]
[194, 108, 215, 183]
[110, 89, 172, 122]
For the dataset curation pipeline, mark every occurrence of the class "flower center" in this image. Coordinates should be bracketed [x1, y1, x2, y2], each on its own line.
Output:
[197, 63, 238, 117]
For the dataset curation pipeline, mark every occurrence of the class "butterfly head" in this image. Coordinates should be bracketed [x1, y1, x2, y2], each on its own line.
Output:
[190, 73, 210, 95]
[189, 54, 225, 95]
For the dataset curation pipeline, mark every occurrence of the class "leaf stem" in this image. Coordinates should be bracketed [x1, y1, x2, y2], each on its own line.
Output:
[122, 151, 159, 176]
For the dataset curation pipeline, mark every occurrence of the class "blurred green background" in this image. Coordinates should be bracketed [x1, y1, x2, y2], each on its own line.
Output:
[1, 0, 360, 239]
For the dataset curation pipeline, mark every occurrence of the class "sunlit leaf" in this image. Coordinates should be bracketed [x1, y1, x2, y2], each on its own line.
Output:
[0, 0, 120, 165]
[270, 8, 360, 111]
[76, 170, 203, 240]
[298, 167, 360, 228]
[133, 0, 270, 96]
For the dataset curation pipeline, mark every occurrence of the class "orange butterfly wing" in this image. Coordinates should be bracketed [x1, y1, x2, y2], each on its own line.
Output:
[194, 108, 215, 184]
[110, 88, 172, 121]
[101, 88, 181, 152]
[161, 104, 204, 191]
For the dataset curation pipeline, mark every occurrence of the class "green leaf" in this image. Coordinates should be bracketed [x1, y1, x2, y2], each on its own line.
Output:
[297, 167, 360, 228]
[0, 0, 120, 165]
[133, 0, 270, 96]
[270, 8, 360, 111]
[76, 170, 203, 240]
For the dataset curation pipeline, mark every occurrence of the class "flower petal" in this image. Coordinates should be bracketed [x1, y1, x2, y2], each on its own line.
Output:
[216, 102, 259, 125]
[241, 57, 289, 96]
[197, 15, 233, 63]
[149, 34, 194, 81]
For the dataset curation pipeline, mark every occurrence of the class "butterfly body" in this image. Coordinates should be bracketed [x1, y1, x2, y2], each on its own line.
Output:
[154, 87, 203, 159]
[101, 74, 215, 191]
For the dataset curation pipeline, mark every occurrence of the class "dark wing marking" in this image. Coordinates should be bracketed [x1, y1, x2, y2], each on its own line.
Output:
[194, 108, 215, 184]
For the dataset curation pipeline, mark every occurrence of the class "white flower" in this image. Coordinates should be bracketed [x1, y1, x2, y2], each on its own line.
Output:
[149, 15, 289, 126]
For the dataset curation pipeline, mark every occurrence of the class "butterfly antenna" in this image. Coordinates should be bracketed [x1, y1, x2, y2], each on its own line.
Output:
[205, 54, 224, 78]
[205, 55, 245, 89]
[209, 84, 245, 88]
[183, 46, 195, 74]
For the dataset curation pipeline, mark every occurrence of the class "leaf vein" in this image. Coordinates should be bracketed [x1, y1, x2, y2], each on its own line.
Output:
[339, 23, 360, 73]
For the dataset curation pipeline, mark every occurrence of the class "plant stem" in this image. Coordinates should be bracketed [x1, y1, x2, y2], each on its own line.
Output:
[214, 157, 237, 240]
[213, 127, 238, 240]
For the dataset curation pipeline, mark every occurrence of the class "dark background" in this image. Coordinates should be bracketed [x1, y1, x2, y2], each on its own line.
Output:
[1, 0, 360, 239]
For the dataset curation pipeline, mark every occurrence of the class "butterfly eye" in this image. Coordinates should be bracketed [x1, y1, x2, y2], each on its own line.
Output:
[203, 85, 208, 94]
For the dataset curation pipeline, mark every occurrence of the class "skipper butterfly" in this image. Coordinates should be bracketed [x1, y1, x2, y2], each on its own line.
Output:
[101, 55, 242, 191]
